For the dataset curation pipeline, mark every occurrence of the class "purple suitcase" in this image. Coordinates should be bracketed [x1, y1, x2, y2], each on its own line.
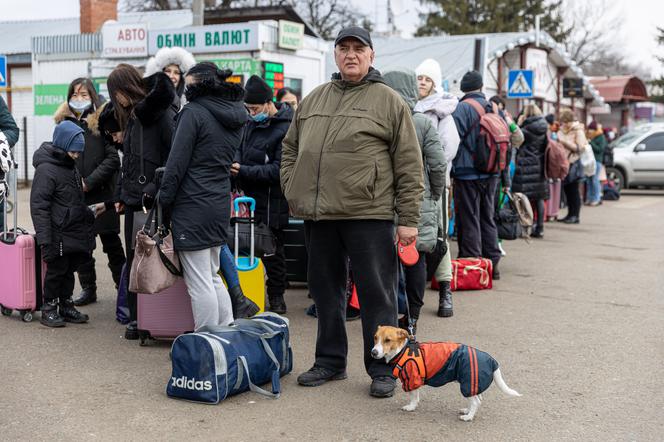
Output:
[137, 277, 195, 345]
[0, 170, 45, 322]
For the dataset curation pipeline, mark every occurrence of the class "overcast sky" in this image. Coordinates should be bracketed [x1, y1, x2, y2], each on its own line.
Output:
[1, 0, 662, 76]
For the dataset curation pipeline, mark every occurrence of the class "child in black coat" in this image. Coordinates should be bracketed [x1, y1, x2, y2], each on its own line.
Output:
[30, 121, 96, 327]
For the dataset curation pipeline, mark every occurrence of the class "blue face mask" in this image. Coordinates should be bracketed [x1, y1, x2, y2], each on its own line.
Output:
[252, 112, 269, 123]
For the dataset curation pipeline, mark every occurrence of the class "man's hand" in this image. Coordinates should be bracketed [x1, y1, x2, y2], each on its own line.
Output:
[41, 244, 58, 263]
[396, 226, 418, 246]
[115, 202, 125, 214]
[230, 162, 241, 177]
[82, 179, 89, 192]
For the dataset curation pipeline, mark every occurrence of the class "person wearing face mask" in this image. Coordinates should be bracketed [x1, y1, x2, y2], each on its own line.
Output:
[231, 75, 293, 314]
[54, 78, 125, 307]
[30, 121, 96, 327]
[145, 46, 196, 111]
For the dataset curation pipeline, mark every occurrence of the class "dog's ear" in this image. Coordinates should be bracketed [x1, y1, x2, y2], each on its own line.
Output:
[398, 328, 409, 340]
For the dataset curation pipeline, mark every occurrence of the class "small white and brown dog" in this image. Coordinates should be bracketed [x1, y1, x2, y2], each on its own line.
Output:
[371, 326, 521, 421]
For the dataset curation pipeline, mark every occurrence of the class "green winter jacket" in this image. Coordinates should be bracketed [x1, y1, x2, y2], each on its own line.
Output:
[589, 130, 607, 162]
[383, 69, 446, 253]
[0, 96, 19, 147]
[281, 68, 424, 227]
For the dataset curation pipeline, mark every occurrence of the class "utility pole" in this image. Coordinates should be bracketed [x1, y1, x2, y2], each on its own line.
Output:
[386, 0, 397, 35]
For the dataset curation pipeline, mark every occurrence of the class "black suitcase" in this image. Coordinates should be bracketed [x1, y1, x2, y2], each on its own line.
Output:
[283, 218, 307, 283]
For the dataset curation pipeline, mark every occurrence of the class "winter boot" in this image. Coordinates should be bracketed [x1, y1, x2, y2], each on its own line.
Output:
[268, 294, 287, 314]
[73, 286, 97, 306]
[228, 285, 260, 319]
[437, 281, 453, 318]
[40, 300, 65, 328]
[59, 298, 89, 323]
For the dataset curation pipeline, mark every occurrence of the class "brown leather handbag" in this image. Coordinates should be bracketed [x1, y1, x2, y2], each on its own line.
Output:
[129, 202, 182, 294]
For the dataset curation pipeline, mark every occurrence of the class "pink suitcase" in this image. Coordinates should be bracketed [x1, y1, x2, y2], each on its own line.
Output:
[546, 179, 561, 221]
[137, 278, 195, 346]
[0, 170, 46, 322]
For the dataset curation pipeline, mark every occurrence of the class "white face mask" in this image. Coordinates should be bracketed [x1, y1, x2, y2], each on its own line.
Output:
[69, 99, 92, 113]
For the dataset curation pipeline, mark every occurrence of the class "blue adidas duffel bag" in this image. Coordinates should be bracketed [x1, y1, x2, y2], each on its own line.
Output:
[166, 313, 292, 404]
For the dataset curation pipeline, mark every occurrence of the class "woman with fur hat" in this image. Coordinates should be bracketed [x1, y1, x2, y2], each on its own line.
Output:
[107, 63, 177, 340]
[413, 58, 459, 319]
[53, 78, 125, 307]
[145, 46, 196, 110]
[160, 62, 249, 330]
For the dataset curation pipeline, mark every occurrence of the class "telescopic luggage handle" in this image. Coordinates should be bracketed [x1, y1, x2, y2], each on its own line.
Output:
[2, 153, 18, 244]
[233, 196, 256, 269]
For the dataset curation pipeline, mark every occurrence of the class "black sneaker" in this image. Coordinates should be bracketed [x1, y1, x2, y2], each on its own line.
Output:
[41, 301, 65, 328]
[125, 321, 139, 340]
[492, 266, 501, 281]
[268, 295, 287, 314]
[73, 287, 97, 306]
[59, 299, 89, 323]
[370, 376, 396, 398]
[297, 366, 347, 387]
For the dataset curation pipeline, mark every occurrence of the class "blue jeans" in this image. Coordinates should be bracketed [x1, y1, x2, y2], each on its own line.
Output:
[218, 244, 240, 289]
[586, 161, 602, 204]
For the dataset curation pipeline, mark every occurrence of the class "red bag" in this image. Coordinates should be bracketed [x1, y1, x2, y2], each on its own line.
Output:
[451, 258, 493, 291]
[544, 137, 570, 180]
[464, 99, 511, 173]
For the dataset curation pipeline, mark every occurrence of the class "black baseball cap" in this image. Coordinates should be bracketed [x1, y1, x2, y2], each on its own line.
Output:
[334, 26, 373, 49]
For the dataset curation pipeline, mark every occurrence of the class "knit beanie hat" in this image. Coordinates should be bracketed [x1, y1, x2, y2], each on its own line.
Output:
[244, 75, 273, 104]
[53, 120, 85, 152]
[415, 58, 442, 90]
[460, 71, 483, 92]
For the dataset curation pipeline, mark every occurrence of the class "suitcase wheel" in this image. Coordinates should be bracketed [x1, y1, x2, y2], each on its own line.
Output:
[0, 305, 12, 317]
[20, 311, 33, 323]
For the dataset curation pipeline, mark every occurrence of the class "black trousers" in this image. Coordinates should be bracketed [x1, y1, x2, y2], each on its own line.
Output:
[304, 220, 397, 378]
[563, 181, 581, 218]
[402, 254, 426, 320]
[43, 253, 88, 303]
[77, 232, 126, 289]
[535, 199, 545, 229]
[124, 208, 138, 322]
[263, 228, 287, 299]
[454, 177, 501, 265]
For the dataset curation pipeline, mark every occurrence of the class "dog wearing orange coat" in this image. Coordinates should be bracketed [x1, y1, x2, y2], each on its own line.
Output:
[371, 326, 521, 421]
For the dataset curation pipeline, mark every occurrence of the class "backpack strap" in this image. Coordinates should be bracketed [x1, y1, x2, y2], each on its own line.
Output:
[464, 98, 486, 117]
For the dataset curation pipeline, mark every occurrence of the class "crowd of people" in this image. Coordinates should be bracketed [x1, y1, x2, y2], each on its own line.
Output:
[0, 26, 613, 399]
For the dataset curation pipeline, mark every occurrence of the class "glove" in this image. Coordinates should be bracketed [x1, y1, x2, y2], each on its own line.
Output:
[41, 244, 59, 263]
[142, 182, 157, 210]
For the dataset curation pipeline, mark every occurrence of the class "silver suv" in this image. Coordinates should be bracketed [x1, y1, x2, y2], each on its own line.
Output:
[607, 123, 664, 190]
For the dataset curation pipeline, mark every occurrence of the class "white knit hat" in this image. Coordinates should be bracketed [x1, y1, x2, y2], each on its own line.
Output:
[415, 58, 442, 90]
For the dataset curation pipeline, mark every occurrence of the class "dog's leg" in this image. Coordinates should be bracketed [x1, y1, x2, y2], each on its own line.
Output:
[459, 396, 481, 421]
[401, 389, 420, 412]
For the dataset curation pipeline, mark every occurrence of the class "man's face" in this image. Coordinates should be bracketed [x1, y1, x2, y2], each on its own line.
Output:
[334, 38, 374, 82]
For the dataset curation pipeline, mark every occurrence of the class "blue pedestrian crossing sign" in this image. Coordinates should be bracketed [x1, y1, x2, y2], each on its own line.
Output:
[0, 55, 6, 88]
[507, 69, 534, 98]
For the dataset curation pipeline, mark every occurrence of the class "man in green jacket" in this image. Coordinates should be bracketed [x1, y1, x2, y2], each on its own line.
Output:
[0, 96, 19, 231]
[281, 27, 424, 398]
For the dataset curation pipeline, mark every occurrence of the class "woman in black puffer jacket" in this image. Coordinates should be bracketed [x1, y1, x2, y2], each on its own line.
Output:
[107, 64, 176, 340]
[512, 104, 549, 238]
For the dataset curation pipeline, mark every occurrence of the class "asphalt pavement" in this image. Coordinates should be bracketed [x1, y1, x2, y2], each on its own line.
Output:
[1, 187, 662, 441]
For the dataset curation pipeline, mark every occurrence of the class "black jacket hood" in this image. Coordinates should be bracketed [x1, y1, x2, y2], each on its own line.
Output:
[185, 79, 247, 129]
[33, 142, 75, 169]
[331, 67, 386, 84]
[522, 115, 549, 136]
[134, 72, 176, 126]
